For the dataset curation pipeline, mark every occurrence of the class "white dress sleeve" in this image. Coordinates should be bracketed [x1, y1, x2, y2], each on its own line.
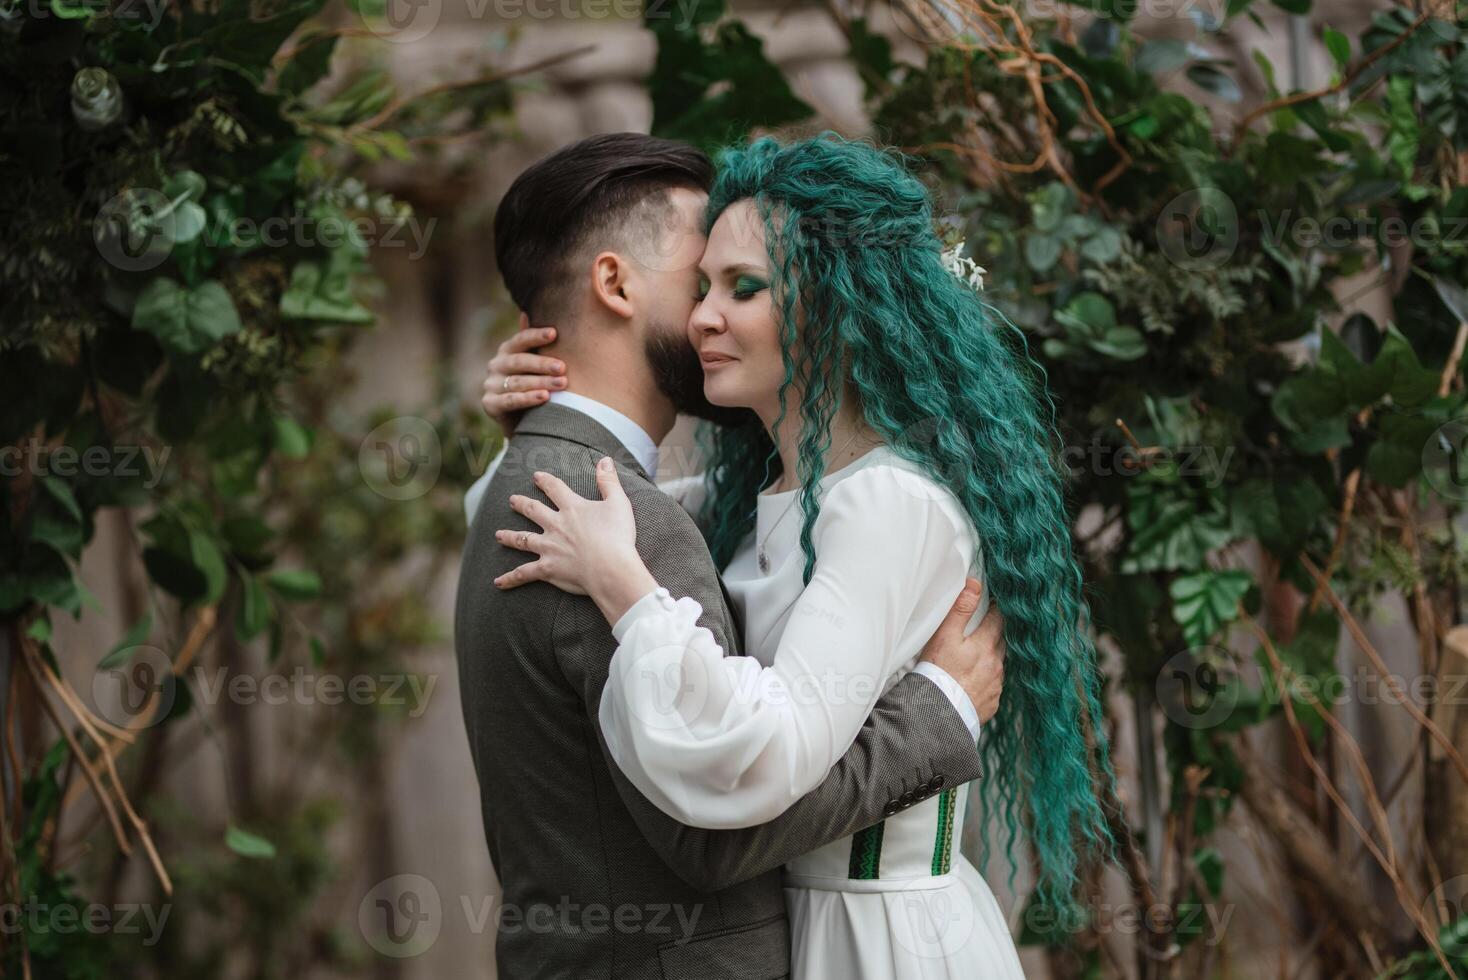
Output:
[597, 463, 978, 829]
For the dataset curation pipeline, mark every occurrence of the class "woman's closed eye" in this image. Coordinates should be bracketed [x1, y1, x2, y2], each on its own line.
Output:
[731, 275, 768, 300]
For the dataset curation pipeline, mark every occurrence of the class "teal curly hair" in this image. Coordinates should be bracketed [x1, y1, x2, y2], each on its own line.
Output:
[693, 133, 1117, 911]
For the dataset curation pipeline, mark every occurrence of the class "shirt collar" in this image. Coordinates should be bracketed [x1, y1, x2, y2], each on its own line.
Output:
[547, 390, 659, 477]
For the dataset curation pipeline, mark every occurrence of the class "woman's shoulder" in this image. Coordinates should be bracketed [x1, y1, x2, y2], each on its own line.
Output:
[816, 447, 972, 536]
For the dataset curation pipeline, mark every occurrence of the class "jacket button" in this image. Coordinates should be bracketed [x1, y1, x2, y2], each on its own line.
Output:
[899, 790, 915, 807]
[883, 800, 900, 816]
[928, 775, 945, 793]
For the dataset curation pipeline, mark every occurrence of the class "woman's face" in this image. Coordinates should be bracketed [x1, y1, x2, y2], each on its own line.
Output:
[687, 199, 789, 420]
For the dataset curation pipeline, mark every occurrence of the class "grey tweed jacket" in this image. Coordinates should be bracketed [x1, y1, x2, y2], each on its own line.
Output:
[454, 402, 983, 980]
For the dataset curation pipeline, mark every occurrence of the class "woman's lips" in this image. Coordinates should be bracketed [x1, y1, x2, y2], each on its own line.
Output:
[699, 353, 737, 367]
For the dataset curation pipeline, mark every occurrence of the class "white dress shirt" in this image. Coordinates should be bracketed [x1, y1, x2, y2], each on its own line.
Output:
[463, 390, 659, 524]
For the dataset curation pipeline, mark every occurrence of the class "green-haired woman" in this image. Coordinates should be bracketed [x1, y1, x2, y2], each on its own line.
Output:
[483, 134, 1114, 977]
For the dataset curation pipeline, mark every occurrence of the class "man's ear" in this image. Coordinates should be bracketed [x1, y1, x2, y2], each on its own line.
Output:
[589, 251, 636, 320]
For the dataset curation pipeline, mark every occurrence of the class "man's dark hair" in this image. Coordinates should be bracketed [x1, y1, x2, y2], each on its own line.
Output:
[494, 133, 714, 322]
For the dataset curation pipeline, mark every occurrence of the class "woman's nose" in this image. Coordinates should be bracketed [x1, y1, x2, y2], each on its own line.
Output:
[689, 299, 723, 335]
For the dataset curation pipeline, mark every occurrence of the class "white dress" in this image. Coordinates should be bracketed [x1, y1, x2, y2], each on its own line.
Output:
[599, 445, 1026, 980]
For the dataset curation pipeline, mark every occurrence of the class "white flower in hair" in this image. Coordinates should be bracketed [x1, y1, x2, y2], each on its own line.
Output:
[940, 242, 986, 291]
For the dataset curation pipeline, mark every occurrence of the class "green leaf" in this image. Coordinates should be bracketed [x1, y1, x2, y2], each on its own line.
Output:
[1080, 226, 1123, 263]
[190, 530, 228, 606]
[1231, 476, 1328, 556]
[236, 575, 270, 643]
[267, 568, 322, 601]
[1433, 276, 1468, 325]
[277, 30, 340, 97]
[131, 278, 243, 354]
[646, 0, 814, 154]
[39, 475, 82, 523]
[1170, 569, 1251, 647]
[1250, 50, 1279, 96]
[1136, 39, 1190, 75]
[98, 612, 155, 671]
[280, 258, 374, 324]
[1056, 291, 1117, 333]
[271, 416, 313, 459]
[1186, 64, 1242, 102]
[225, 826, 276, 859]
[1122, 479, 1234, 573]
[1024, 234, 1062, 272]
[1323, 28, 1350, 68]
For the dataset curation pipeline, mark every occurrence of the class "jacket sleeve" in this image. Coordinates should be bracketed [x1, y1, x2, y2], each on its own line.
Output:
[552, 477, 982, 892]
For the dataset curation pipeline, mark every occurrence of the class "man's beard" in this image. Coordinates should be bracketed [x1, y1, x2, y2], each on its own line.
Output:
[644, 326, 755, 428]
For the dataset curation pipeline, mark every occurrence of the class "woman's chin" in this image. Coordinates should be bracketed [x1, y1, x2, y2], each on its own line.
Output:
[702, 379, 741, 407]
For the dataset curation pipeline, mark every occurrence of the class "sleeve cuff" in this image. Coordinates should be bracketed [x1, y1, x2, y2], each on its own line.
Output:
[912, 661, 981, 742]
[611, 585, 677, 642]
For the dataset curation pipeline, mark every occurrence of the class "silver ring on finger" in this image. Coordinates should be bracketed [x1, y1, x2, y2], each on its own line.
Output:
[503, 377, 511, 391]
[519, 531, 529, 549]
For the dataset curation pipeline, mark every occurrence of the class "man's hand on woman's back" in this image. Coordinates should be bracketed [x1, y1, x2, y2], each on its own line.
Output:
[919, 578, 1006, 725]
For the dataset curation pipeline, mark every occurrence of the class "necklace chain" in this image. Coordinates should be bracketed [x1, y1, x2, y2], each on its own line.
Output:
[756, 427, 869, 573]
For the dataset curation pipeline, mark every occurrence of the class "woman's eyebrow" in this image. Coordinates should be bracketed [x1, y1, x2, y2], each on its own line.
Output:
[696, 261, 763, 277]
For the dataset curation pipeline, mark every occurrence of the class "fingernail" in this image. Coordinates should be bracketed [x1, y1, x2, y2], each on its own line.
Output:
[552, 378, 566, 387]
[598, 457, 611, 470]
[552, 361, 564, 372]
[545, 328, 556, 337]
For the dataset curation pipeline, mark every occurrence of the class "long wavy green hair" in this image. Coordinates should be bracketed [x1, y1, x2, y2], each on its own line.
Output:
[694, 133, 1117, 912]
